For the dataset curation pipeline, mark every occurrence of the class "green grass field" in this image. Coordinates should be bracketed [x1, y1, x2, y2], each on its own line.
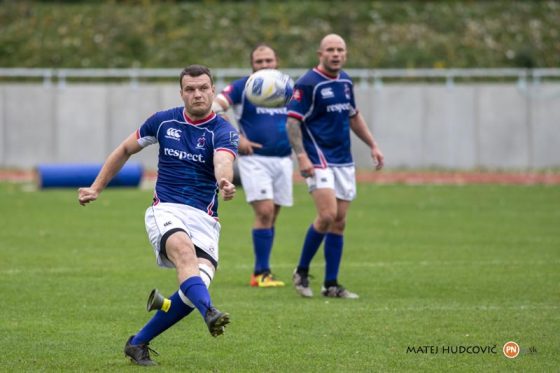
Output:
[0, 182, 558, 372]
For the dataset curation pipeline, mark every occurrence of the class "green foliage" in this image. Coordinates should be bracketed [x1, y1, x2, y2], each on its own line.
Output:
[1, 1, 559, 68]
[0, 182, 559, 371]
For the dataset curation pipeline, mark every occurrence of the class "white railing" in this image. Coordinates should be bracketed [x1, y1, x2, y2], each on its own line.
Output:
[1, 67, 559, 88]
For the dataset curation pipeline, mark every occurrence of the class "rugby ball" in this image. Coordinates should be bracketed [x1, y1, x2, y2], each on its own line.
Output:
[245, 69, 294, 108]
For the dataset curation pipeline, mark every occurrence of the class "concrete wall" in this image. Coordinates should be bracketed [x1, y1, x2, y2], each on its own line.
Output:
[1, 82, 559, 170]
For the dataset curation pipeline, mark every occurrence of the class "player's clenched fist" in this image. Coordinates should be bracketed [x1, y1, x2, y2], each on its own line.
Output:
[219, 178, 236, 201]
[78, 187, 99, 206]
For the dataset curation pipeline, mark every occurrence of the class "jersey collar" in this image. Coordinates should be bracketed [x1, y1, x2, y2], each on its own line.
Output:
[314, 66, 339, 80]
[183, 110, 216, 126]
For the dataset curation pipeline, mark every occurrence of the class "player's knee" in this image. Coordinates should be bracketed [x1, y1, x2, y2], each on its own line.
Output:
[170, 246, 197, 268]
[316, 212, 336, 230]
[255, 207, 275, 226]
[331, 218, 346, 233]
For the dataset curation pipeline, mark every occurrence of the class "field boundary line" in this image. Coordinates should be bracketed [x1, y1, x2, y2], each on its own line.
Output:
[2, 170, 560, 185]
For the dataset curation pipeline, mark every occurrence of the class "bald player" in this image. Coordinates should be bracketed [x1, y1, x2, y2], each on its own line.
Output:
[286, 34, 384, 299]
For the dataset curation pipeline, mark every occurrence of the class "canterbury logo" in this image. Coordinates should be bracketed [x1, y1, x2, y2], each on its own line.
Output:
[166, 128, 182, 140]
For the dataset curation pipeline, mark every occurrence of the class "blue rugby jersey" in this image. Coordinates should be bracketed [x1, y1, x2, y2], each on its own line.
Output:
[286, 67, 358, 168]
[221, 77, 291, 157]
[136, 107, 239, 217]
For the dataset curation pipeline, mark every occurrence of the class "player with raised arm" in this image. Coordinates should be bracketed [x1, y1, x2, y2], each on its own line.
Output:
[213, 44, 292, 288]
[78, 65, 238, 366]
[286, 34, 384, 299]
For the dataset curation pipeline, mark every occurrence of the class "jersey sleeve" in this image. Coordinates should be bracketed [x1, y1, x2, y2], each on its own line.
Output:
[214, 119, 239, 159]
[287, 80, 313, 121]
[136, 112, 161, 147]
[220, 78, 247, 106]
[347, 77, 359, 117]
[348, 93, 358, 118]
[338, 72, 358, 118]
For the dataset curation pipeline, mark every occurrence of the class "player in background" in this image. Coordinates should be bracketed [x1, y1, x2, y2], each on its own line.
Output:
[286, 34, 384, 299]
[78, 65, 238, 366]
[213, 44, 292, 288]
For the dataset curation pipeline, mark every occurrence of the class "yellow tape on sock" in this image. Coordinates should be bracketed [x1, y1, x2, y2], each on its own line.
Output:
[161, 298, 171, 312]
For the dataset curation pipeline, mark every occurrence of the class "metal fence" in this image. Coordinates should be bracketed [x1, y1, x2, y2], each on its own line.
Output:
[2, 67, 560, 87]
[1, 68, 559, 170]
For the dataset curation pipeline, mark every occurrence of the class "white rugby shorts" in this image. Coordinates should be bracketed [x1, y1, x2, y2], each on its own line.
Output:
[237, 154, 293, 206]
[306, 166, 356, 201]
[145, 203, 221, 268]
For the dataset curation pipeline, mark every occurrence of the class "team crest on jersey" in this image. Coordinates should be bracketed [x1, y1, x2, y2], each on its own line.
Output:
[165, 127, 182, 141]
[229, 131, 239, 147]
[292, 88, 303, 102]
[344, 84, 351, 100]
[196, 135, 206, 149]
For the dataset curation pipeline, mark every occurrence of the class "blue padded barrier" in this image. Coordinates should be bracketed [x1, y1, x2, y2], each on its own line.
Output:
[37, 163, 143, 189]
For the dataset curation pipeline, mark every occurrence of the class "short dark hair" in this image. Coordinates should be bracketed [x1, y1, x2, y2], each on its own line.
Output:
[179, 65, 213, 88]
[249, 43, 277, 64]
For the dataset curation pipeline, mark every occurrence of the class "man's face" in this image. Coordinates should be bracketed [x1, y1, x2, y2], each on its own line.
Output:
[180, 74, 215, 119]
[318, 37, 347, 74]
[251, 47, 278, 72]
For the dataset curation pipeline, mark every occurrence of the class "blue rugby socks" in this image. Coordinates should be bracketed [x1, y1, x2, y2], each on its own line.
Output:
[297, 224, 325, 272]
[180, 276, 212, 317]
[252, 228, 274, 274]
[324, 233, 343, 286]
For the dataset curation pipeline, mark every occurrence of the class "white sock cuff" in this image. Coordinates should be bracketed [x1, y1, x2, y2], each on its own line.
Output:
[178, 289, 194, 308]
[198, 263, 215, 288]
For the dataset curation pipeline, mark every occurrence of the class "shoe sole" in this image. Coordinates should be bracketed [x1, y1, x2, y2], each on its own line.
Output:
[322, 294, 359, 299]
[208, 312, 230, 337]
[251, 276, 285, 287]
[295, 286, 313, 298]
[258, 282, 285, 288]
[125, 355, 156, 366]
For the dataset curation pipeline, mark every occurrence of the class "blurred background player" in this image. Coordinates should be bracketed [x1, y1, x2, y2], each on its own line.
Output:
[78, 65, 238, 365]
[213, 44, 292, 288]
[286, 34, 384, 299]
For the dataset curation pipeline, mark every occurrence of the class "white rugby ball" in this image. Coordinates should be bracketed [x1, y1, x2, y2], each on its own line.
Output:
[244, 69, 294, 108]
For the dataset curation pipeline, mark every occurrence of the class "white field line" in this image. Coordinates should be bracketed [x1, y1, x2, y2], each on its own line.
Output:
[226, 259, 560, 270]
[222, 300, 560, 312]
[2, 259, 559, 275]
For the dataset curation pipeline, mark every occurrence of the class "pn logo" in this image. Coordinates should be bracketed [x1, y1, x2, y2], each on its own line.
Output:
[503, 341, 520, 359]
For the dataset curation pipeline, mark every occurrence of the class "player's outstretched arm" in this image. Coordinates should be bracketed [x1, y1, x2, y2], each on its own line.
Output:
[214, 150, 236, 201]
[286, 116, 314, 178]
[78, 132, 143, 206]
[350, 113, 384, 170]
